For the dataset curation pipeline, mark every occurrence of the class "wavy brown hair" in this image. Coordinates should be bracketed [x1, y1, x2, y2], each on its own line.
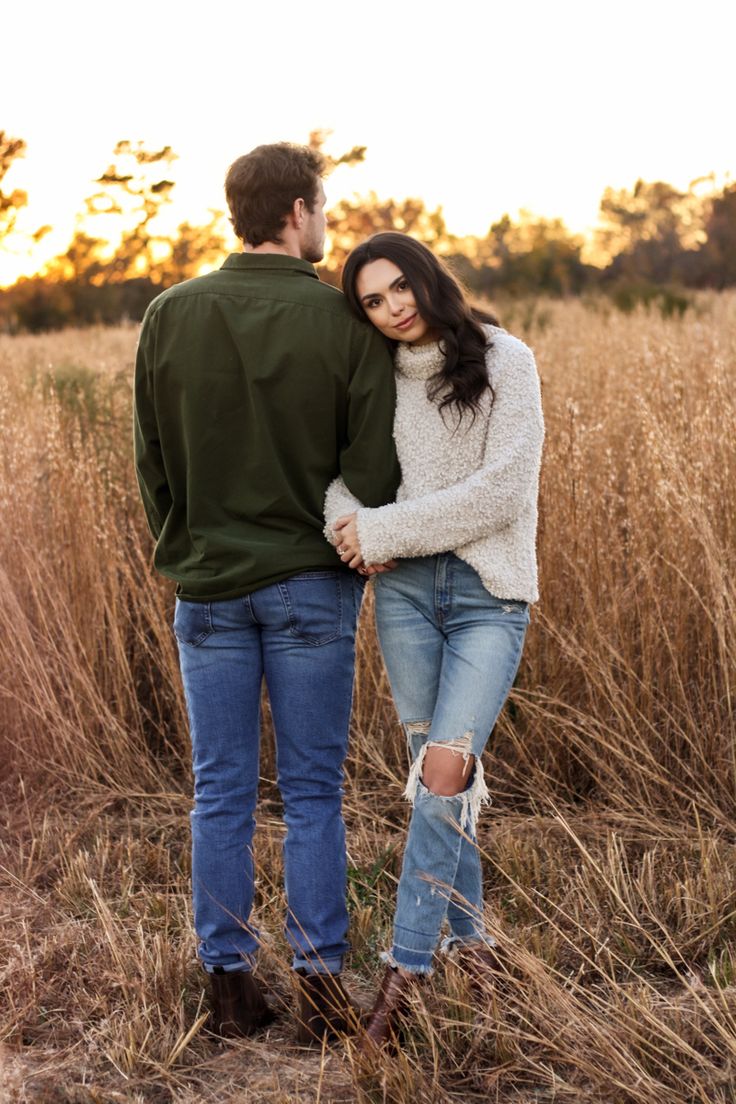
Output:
[225, 143, 325, 247]
[342, 232, 496, 422]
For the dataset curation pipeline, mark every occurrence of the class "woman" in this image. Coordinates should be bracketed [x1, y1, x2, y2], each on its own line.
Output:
[324, 232, 544, 1048]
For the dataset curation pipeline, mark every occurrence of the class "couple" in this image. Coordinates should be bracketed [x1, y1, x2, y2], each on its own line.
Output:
[134, 141, 544, 1051]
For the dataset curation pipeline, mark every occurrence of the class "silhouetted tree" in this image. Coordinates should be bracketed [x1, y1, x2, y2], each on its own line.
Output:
[81, 140, 177, 282]
[0, 131, 28, 241]
[37, 140, 230, 325]
[46, 230, 109, 285]
[158, 212, 232, 285]
[308, 128, 367, 173]
[700, 183, 736, 288]
[597, 180, 703, 253]
[595, 179, 707, 284]
[323, 192, 450, 276]
[449, 214, 591, 298]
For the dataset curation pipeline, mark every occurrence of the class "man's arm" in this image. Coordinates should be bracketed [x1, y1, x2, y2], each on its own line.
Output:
[133, 306, 172, 541]
[338, 324, 400, 508]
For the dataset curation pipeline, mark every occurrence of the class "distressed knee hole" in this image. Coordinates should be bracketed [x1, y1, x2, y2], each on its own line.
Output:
[421, 733, 475, 794]
[402, 733, 491, 832]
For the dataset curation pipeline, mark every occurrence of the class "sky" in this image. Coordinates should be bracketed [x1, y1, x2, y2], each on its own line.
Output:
[1, 0, 734, 285]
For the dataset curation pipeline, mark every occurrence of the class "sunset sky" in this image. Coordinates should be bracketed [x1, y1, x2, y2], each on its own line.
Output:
[2, 0, 734, 286]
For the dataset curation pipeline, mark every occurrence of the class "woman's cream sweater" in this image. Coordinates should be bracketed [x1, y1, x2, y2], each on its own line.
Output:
[324, 326, 544, 603]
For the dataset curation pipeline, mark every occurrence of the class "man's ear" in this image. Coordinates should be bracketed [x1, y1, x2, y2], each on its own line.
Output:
[291, 197, 306, 227]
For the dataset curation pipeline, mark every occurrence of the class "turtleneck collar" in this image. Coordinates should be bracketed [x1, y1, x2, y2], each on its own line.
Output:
[394, 340, 445, 380]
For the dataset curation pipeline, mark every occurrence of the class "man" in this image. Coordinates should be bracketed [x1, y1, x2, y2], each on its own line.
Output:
[134, 143, 400, 1044]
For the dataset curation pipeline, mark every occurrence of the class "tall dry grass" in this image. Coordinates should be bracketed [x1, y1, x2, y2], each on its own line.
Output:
[0, 295, 735, 1103]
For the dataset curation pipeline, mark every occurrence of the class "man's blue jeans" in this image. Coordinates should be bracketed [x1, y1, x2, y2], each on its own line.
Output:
[173, 569, 365, 975]
[374, 554, 529, 974]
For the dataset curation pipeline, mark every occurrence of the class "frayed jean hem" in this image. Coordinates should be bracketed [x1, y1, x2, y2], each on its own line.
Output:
[440, 932, 498, 956]
[381, 948, 435, 976]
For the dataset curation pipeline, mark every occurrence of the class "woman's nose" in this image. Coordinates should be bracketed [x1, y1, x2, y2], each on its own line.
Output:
[387, 296, 403, 315]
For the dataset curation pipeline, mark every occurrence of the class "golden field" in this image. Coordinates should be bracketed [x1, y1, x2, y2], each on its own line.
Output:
[0, 295, 735, 1103]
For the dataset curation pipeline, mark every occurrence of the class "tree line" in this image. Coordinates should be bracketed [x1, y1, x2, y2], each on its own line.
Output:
[1, 129, 734, 333]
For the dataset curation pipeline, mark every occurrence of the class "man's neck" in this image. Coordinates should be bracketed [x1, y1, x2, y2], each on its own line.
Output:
[244, 239, 302, 259]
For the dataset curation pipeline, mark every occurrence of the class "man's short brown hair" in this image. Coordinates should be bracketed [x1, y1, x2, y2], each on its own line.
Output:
[225, 143, 326, 247]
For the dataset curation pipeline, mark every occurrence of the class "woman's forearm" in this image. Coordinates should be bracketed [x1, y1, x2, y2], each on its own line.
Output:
[323, 476, 365, 544]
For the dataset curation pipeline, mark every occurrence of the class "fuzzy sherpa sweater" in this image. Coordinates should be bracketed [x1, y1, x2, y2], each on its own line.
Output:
[324, 326, 544, 603]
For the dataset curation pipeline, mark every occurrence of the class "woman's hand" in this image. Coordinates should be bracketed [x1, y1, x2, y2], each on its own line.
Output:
[333, 513, 397, 574]
[333, 513, 363, 568]
[358, 561, 398, 576]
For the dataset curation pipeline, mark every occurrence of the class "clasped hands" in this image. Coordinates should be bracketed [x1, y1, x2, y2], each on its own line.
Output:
[332, 513, 397, 576]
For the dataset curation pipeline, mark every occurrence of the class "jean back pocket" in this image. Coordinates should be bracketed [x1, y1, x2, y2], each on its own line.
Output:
[278, 571, 343, 646]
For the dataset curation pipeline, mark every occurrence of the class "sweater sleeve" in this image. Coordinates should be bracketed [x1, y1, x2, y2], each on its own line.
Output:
[133, 307, 172, 541]
[355, 339, 544, 564]
[323, 476, 365, 545]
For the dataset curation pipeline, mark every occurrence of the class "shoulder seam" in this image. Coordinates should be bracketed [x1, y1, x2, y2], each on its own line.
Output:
[148, 286, 358, 323]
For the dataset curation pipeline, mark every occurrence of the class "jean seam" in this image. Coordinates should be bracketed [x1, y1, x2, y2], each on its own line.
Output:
[352, 575, 367, 619]
[434, 555, 449, 627]
[242, 594, 255, 623]
[498, 622, 528, 705]
[289, 571, 341, 580]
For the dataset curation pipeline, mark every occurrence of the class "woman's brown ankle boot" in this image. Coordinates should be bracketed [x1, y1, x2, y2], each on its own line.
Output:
[360, 965, 419, 1052]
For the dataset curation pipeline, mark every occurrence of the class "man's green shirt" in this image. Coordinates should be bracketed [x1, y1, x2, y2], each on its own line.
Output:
[134, 253, 400, 600]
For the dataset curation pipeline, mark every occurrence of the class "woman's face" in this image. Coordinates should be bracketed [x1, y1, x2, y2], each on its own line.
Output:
[354, 258, 435, 345]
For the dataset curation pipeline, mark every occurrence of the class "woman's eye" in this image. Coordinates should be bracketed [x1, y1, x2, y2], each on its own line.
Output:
[366, 298, 381, 309]
[397, 280, 409, 291]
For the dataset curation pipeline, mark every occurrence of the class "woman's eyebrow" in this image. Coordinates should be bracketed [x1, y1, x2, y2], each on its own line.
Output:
[360, 275, 405, 304]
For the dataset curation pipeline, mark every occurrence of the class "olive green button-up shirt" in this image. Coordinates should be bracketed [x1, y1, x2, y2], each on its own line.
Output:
[134, 252, 400, 601]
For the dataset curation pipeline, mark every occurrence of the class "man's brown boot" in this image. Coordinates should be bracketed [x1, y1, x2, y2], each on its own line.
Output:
[208, 967, 276, 1038]
[359, 965, 420, 1052]
[294, 970, 365, 1045]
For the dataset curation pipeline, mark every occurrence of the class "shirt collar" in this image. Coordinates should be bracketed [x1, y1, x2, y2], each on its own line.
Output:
[221, 253, 319, 279]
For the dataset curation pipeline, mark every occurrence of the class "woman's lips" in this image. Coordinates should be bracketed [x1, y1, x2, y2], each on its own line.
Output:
[395, 313, 417, 331]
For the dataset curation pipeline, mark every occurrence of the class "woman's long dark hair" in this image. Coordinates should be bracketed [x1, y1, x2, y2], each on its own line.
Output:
[342, 232, 496, 422]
